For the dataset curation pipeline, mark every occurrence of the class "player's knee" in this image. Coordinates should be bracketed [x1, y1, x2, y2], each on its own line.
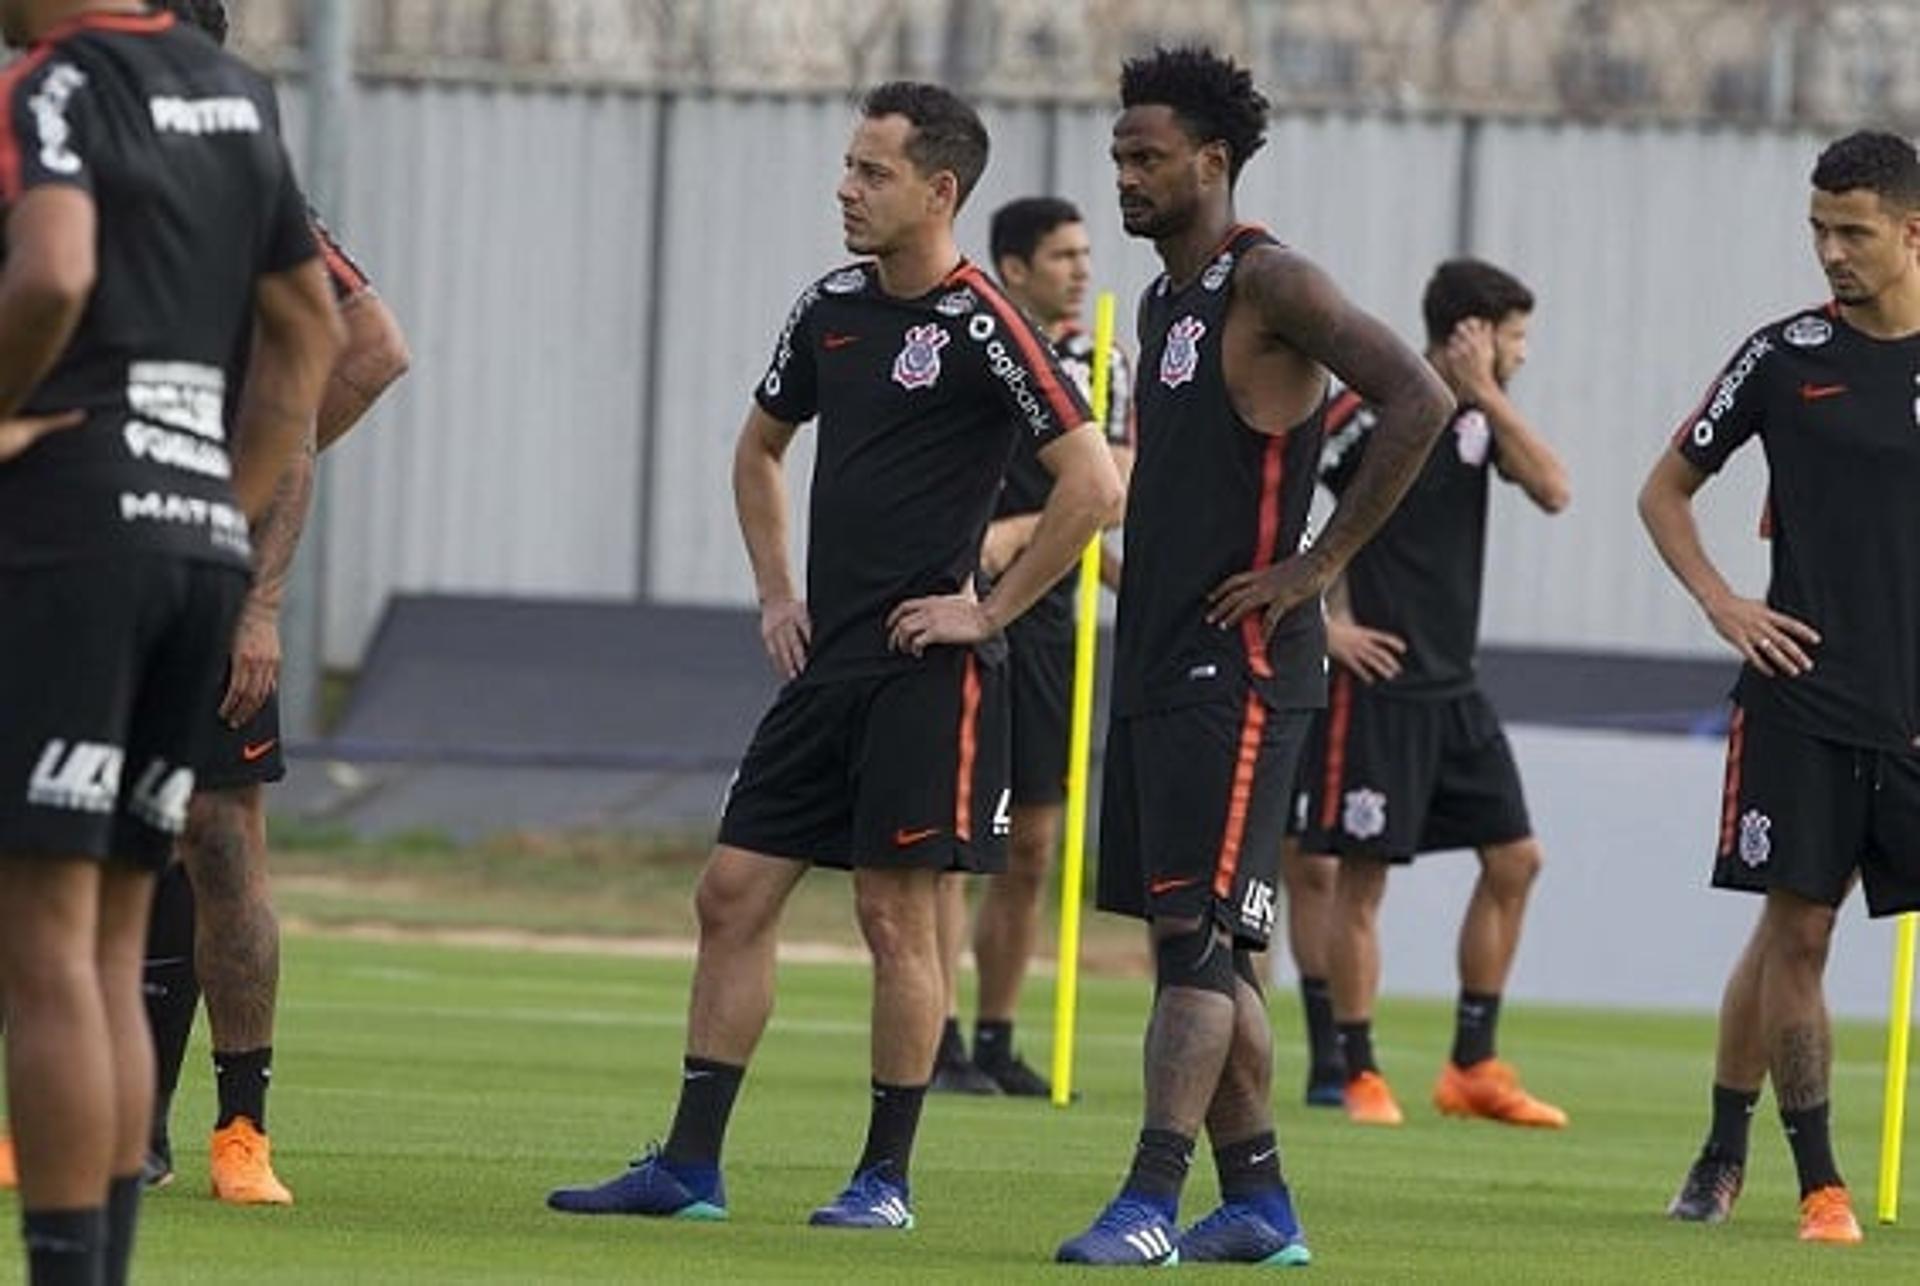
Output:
[1764, 898, 1837, 970]
[1285, 849, 1337, 902]
[694, 857, 776, 942]
[1482, 837, 1543, 896]
[1153, 919, 1235, 997]
[1007, 826, 1054, 881]
[855, 879, 935, 964]
[181, 790, 259, 904]
[1335, 860, 1388, 919]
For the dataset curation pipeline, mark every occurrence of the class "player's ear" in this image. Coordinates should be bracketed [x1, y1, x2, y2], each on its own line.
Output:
[927, 169, 959, 219]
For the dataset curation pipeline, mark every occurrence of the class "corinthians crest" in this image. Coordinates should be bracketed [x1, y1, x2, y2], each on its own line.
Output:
[892, 323, 949, 390]
[1738, 809, 1771, 868]
[1343, 788, 1387, 841]
[1160, 315, 1206, 388]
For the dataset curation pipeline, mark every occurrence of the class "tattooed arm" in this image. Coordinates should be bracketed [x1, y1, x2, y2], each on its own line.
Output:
[1208, 248, 1453, 634]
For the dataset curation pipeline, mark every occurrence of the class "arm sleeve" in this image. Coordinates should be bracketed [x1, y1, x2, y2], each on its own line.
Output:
[971, 290, 1091, 450]
[1317, 387, 1374, 495]
[0, 59, 96, 204]
[307, 205, 372, 300]
[260, 148, 318, 274]
[1675, 330, 1773, 475]
[753, 281, 821, 425]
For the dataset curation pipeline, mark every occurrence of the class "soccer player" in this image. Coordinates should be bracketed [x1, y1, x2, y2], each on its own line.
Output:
[1647, 130, 1920, 1245]
[132, 0, 412, 1204]
[547, 82, 1122, 1230]
[0, 2, 342, 1280]
[1056, 48, 1452, 1265]
[1294, 259, 1571, 1130]
[931, 195, 1134, 1098]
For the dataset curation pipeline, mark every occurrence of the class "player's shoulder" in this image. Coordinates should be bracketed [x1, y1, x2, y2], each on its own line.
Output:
[808, 260, 874, 299]
[1752, 304, 1841, 356]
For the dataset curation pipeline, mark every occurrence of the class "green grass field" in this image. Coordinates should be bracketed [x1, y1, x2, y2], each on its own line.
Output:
[10, 932, 1916, 1283]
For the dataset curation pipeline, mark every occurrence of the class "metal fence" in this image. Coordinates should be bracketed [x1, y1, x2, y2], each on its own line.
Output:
[292, 74, 1824, 669]
[239, 0, 1920, 130]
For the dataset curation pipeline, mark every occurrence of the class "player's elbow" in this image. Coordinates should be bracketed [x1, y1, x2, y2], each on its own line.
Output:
[1414, 377, 1457, 441]
[1086, 461, 1127, 530]
[9, 255, 94, 323]
[1533, 473, 1572, 515]
[343, 296, 411, 397]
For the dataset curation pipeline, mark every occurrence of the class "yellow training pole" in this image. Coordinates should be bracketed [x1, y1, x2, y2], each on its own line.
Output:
[1050, 290, 1116, 1108]
[1878, 912, 1917, 1223]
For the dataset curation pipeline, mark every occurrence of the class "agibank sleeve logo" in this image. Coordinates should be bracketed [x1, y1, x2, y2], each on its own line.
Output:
[1159, 315, 1206, 388]
[892, 323, 949, 391]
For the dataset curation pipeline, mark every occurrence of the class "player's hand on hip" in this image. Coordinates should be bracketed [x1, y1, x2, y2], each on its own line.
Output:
[759, 597, 811, 681]
[0, 410, 83, 464]
[221, 602, 283, 727]
[1327, 617, 1406, 683]
[887, 592, 995, 657]
[1207, 554, 1332, 640]
[1704, 591, 1819, 677]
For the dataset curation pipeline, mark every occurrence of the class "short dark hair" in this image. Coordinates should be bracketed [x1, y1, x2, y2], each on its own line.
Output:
[1422, 259, 1535, 345]
[860, 81, 990, 209]
[158, 0, 229, 45]
[1118, 47, 1269, 184]
[990, 196, 1082, 269]
[1812, 131, 1920, 210]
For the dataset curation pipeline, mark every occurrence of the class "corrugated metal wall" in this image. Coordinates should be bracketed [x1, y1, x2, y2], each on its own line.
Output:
[302, 83, 1837, 667]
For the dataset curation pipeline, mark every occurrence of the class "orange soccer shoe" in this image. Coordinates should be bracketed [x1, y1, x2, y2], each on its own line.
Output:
[1432, 1059, 1568, 1129]
[0, 1134, 15, 1190]
[210, 1118, 294, 1206]
[1343, 1071, 1405, 1126]
[1797, 1186, 1863, 1245]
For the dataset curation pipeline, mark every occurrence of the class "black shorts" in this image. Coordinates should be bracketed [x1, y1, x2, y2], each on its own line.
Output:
[197, 685, 286, 792]
[1007, 619, 1072, 807]
[1296, 674, 1532, 863]
[0, 557, 246, 871]
[717, 647, 1011, 872]
[1096, 696, 1312, 950]
[1712, 706, 1920, 917]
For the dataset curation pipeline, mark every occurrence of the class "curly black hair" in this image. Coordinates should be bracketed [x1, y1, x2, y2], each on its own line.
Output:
[1812, 131, 1920, 210]
[1119, 47, 1269, 184]
[158, 0, 229, 46]
[861, 81, 991, 210]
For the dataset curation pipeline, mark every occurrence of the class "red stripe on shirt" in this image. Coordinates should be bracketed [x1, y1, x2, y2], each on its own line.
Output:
[1239, 433, 1287, 680]
[957, 265, 1087, 430]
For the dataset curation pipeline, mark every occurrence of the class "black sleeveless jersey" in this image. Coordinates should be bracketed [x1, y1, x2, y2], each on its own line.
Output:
[0, 9, 315, 570]
[1113, 225, 1328, 716]
[1679, 305, 1920, 754]
[1321, 393, 1491, 699]
[755, 259, 1090, 685]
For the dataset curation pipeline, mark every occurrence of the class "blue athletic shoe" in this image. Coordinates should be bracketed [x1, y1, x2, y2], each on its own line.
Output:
[1305, 1077, 1347, 1109]
[1179, 1197, 1311, 1266]
[1055, 1196, 1181, 1265]
[546, 1145, 727, 1219]
[808, 1167, 915, 1230]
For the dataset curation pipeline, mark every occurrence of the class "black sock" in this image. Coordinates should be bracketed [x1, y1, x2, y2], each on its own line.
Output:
[1451, 990, 1501, 1068]
[22, 1207, 104, 1286]
[1782, 1103, 1844, 1196]
[1214, 1130, 1284, 1203]
[1703, 1083, 1760, 1164]
[1299, 977, 1341, 1078]
[1122, 1128, 1193, 1218]
[144, 861, 199, 1155]
[104, 1174, 140, 1286]
[1337, 1021, 1377, 1077]
[213, 1046, 272, 1131]
[661, 1056, 744, 1169]
[855, 1081, 927, 1185]
[972, 1019, 1013, 1069]
[937, 1018, 966, 1067]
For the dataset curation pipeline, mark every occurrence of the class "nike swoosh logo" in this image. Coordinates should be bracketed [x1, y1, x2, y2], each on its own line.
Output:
[824, 333, 861, 350]
[893, 827, 941, 847]
[241, 739, 277, 762]
[1249, 1148, 1277, 1166]
[1148, 877, 1198, 896]
[1799, 382, 1847, 401]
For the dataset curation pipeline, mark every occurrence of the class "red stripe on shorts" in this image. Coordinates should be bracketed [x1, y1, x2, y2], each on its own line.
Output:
[1213, 690, 1269, 899]
[1718, 706, 1746, 857]
[954, 653, 981, 842]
